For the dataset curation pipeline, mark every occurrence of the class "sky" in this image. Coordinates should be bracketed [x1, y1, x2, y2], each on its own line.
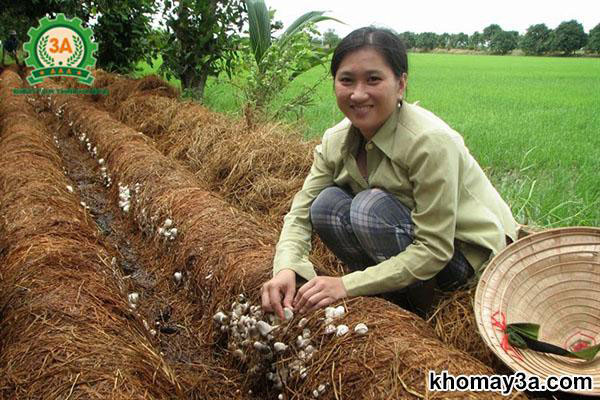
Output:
[267, 0, 599, 37]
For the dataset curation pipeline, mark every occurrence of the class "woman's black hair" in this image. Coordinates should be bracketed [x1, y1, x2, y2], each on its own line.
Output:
[331, 27, 408, 79]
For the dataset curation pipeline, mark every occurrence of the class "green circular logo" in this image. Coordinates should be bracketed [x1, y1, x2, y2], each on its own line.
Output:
[24, 14, 98, 86]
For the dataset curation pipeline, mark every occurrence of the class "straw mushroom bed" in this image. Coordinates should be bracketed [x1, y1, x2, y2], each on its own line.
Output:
[24, 77, 528, 399]
[0, 69, 182, 399]
[87, 74, 500, 369]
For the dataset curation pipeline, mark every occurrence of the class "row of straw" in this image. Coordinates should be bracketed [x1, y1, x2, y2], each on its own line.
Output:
[0, 69, 183, 399]
[87, 73, 501, 369]
[31, 79, 254, 399]
[37, 77, 520, 399]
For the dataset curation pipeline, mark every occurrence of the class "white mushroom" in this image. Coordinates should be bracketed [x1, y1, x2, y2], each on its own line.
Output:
[298, 317, 308, 328]
[233, 349, 245, 360]
[163, 218, 173, 228]
[283, 307, 294, 321]
[333, 305, 345, 318]
[354, 323, 368, 335]
[232, 303, 244, 317]
[324, 307, 336, 319]
[213, 311, 228, 325]
[66, 185, 74, 193]
[253, 341, 269, 352]
[273, 342, 288, 352]
[257, 320, 274, 337]
[128, 292, 139, 304]
[173, 271, 183, 282]
[335, 325, 349, 336]
[299, 367, 307, 377]
[324, 324, 336, 335]
[296, 335, 310, 348]
[312, 389, 319, 398]
[318, 384, 326, 394]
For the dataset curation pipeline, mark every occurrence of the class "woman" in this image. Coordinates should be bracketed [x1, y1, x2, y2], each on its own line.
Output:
[261, 27, 518, 319]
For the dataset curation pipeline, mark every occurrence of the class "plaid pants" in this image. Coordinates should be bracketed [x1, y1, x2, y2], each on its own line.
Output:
[310, 186, 474, 314]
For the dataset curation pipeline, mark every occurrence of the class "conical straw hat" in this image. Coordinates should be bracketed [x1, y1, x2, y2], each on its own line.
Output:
[475, 227, 600, 396]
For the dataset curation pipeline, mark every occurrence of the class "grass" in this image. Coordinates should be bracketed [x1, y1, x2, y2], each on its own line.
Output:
[138, 53, 600, 228]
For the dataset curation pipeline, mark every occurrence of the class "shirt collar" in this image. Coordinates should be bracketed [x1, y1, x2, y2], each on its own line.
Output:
[341, 104, 401, 158]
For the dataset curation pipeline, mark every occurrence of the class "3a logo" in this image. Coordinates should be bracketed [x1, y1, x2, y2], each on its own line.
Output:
[23, 14, 97, 86]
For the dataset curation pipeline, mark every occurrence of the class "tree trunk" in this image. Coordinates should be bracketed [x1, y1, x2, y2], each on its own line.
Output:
[181, 64, 209, 101]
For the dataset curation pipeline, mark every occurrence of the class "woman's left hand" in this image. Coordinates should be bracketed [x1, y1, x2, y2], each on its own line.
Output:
[293, 276, 348, 314]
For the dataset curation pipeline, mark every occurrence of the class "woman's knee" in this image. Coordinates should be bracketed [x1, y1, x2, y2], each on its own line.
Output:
[310, 186, 352, 227]
[349, 188, 414, 249]
[350, 188, 411, 225]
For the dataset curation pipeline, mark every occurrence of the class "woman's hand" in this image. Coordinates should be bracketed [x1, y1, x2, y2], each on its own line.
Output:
[261, 269, 297, 320]
[293, 276, 348, 314]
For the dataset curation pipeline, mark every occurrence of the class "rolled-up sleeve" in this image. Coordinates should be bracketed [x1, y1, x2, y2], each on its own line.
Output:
[273, 141, 335, 281]
[342, 131, 462, 297]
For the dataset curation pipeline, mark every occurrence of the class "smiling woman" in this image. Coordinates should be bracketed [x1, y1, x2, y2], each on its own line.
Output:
[261, 26, 519, 319]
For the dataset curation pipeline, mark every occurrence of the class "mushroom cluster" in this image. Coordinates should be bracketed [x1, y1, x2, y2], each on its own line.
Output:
[157, 218, 178, 240]
[118, 183, 131, 213]
[213, 297, 369, 398]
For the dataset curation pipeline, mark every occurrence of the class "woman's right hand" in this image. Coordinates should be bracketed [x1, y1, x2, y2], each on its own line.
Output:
[261, 269, 296, 320]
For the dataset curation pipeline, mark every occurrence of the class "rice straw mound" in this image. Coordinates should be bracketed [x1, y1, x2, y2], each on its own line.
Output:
[97, 73, 179, 111]
[35, 77, 255, 399]
[0, 69, 184, 398]
[37, 76, 526, 399]
[428, 287, 505, 372]
[113, 94, 316, 224]
[116, 95, 179, 137]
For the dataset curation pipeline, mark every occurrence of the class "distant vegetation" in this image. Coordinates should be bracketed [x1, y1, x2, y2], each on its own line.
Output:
[1, 1, 598, 97]
[398, 21, 599, 56]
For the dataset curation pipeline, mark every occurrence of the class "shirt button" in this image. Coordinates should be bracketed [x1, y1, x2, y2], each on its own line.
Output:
[366, 142, 374, 151]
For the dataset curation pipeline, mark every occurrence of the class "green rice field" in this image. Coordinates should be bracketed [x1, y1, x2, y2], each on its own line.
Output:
[147, 53, 600, 228]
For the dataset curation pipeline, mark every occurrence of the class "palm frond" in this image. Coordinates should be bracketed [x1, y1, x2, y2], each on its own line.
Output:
[246, 0, 271, 64]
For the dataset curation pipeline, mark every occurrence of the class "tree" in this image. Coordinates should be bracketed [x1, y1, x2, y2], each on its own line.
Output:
[550, 20, 587, 55]
[416, 32, 437, 51]
[468, 31, 484, 50]
[437, 32, 451, 49]
[159, 0, 246, 100]
[586, 23, 600, 53]
[321, 28, 341, 49]
[519, 23, 552, 55]
[0, 0, 153, 73]
[0, 0, 91, 56]
[482, 24, 503, 47]
[238, 0, 340, 123]
[489, 30, 517, 54]
[398, 31, 416, 49]
[94, 0, 155, 73]
[449, 32, 468, 49]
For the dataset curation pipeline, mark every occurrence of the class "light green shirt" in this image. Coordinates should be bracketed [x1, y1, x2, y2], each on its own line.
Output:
[273, 102, 518, 297]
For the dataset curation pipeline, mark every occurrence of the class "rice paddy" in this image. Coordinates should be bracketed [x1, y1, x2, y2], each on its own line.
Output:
[202, 53, 600, 228]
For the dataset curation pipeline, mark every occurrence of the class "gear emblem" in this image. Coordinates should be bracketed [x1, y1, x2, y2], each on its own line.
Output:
[24, 13, 98, 86]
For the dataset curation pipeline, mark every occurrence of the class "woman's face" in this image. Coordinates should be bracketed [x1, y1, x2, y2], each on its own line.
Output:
[334, 48, 407, 139]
